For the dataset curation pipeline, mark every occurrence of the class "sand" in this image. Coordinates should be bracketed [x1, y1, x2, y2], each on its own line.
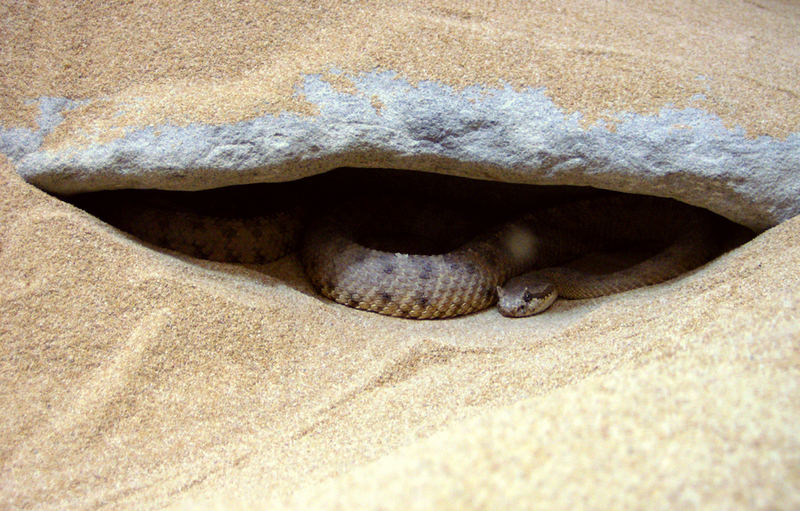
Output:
[1, 1, 799, 509]
[2, 157, 799, 509]
[2, 1, 798, 144]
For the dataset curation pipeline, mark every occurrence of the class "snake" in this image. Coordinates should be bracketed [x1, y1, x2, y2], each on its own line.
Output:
[70, 183, 719, 319]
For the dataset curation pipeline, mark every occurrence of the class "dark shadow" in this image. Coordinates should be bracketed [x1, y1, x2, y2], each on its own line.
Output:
[58, 167, 755, 304]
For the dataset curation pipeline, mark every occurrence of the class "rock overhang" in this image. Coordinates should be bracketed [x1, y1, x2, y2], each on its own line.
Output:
[2, 71, 799, 232]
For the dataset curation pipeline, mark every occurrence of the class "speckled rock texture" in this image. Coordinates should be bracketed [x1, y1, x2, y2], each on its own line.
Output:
[1, 1, 798, 510]
[2, 72, 799, 231]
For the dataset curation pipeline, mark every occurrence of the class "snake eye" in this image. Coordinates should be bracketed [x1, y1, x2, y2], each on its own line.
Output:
[522, 290, 534, 303]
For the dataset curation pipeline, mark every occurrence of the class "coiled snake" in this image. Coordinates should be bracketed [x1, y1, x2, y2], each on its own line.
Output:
[74, 187, 718, 319]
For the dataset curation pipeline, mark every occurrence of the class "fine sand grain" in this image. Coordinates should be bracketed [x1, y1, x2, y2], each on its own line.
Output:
[2, 153, 799, 509]
[1, 0, 798, 148]
[1, 1, 799, 509]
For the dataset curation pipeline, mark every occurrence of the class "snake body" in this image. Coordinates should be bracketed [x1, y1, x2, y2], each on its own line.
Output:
[302, 195, 717, 318]
[73, 188, 718, 319]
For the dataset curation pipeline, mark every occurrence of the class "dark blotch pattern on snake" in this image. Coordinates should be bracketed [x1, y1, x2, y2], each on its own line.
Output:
[73, 190, 720, 319]
[302, 195, 718, 318]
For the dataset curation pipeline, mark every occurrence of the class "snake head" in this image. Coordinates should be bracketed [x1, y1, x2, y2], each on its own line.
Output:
[496, 276, 558, 317]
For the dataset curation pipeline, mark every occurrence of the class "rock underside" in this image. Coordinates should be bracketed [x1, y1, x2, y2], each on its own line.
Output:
[2, 73, 799, 232]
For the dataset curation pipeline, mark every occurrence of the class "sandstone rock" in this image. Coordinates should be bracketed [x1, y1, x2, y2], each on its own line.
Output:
[2, 1, 799, 509]
[2, 72, 799, 231]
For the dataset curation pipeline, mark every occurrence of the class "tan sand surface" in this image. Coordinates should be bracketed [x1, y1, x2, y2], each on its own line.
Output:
[1, 1, 799, 509]
[2, 156, 799, 509]
[1, 0, 798, 146]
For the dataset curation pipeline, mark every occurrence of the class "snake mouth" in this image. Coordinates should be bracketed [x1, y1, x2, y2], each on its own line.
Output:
[57, 167, 754, 319]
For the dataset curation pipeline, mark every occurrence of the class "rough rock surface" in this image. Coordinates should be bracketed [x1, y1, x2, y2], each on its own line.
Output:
[1, 1, 799, 510]
[2, 72, 799, 230]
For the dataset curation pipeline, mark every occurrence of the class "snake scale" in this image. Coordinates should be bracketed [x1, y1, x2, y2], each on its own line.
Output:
[72, 180, 719, 319]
